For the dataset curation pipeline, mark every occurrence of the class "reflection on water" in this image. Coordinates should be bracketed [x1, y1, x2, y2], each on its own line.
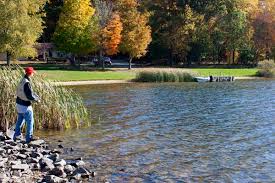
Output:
[38, 80, 275, 182]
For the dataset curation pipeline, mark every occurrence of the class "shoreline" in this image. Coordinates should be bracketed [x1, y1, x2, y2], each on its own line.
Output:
[0, 131, 96, 182]
[53, 77, 266, 86]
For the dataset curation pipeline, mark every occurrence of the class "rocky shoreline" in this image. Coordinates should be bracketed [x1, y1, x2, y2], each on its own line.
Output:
[0, 132, 96, 183]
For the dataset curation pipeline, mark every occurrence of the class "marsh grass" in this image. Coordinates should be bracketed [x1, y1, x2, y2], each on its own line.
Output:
[135, 69, 196, 82]
[256, 60, 275, 78]
[0, 66, 89, 131]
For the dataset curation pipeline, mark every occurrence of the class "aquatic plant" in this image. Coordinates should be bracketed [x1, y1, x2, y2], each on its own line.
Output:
[256, 60, 275, 78]
[135, 69, 196, 82]
[0, 66, 89, 131]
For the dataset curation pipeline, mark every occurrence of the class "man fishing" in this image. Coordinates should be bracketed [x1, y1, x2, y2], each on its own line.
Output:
[13, 67, 40, 143]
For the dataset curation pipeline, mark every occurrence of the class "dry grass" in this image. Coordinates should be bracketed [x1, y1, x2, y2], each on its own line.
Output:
[135, 69, 196, 82]
[0, 66, 89, 131]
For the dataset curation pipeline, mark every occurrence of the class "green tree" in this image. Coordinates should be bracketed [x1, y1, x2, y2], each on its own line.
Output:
[116, 0, 152, 69]
[53, 0, 97, 66]
[0, 0, 46, 65]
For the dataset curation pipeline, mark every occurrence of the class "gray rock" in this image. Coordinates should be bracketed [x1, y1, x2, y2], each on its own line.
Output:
[30, 152, 43, 159]
[0, 132, 6, 141]
[17, 154, 27, 159]
[11, 164, 29, 171]
[54, 159, 66, 167]
[39, 157, 54, 170]
[29, 163, 40, 170]
[10, 160, 22, 165]
[72, 167, 90, 178]
[75, 160, 85, 167]
[64, 165, 75, 174]
[29, 140, 45, 146]
[43, 175, 67, 183]
[48, 153, 60, 162]
[27, 157, 39, 164]
[49, 166, 65, 177]
[0, 147, 6, 154]
[12, 170, 22, 177]
[0, 173, 9, 183]
[51, 149, 62, 154]
[70, 173, 81, 181]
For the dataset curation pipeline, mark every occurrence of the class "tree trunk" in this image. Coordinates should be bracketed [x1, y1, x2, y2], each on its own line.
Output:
[232, 50, 235, 65]
[128, 57, 132, 70]
[100, 49, 105, 70]
[6, 52, 11, 66]
[69, 54, 76, 66]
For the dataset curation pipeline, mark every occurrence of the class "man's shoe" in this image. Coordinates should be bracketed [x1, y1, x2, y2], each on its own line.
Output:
[26, 136, 40, 143]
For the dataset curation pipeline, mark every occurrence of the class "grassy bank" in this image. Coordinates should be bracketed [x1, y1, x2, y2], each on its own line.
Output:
[38, 68, 259, 81]
[39, 70, 136, 81]
[189, 68, 258, 77]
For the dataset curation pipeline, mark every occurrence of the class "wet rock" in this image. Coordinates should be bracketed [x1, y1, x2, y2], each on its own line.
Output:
[91, 171, 97, 177]
[29, 140, 45, 147]
[64, 165, 75, 175]
[51, 149, 62, 154]
[72, 167, 90, 178]
[54, 159, 66, 167]
[49, 166, 66, 177]
[58, 144, 64, 148]
[71, 160, 85, 168]
[47, 153, 60, 162]
[70, 148, 74, 152]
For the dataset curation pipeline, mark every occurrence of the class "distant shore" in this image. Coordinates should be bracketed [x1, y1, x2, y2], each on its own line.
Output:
[53, 77, 266, 86]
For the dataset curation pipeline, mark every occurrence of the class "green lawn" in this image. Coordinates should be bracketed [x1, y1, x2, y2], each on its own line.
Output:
[39, 70, 136, 81]
[189, 68, 258, 77]
[38, 68, 258, 81]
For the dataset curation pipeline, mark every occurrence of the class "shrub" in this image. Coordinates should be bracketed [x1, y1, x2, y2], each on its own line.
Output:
[256, 60, 275, 78]
[0, 66, 89, 131]
[135, 69, 196, 82]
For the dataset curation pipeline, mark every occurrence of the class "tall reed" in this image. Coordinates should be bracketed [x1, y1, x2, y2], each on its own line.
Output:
[256, 60, 275, 78]
[0, 66, 89, 131]
[135, 69, 196, 82]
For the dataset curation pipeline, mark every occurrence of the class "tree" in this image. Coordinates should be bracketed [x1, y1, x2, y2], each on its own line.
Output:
[41, 0, 64, 42]
[102, 13, 123, 56]
[93, 0, 123, 69]
[0, 0, 46, 65]
[252, 0, 275, 60]
[53, 0, 96, 66]
[116, 0, 152, 69]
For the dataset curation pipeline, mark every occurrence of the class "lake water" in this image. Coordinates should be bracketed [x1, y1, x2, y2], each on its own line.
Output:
[39, 80, 275, 182]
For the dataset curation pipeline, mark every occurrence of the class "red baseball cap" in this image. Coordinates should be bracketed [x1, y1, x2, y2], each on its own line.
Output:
[25, 67, 35, 75]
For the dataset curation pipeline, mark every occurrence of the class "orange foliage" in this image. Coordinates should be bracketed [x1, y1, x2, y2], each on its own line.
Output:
[102, 13, 123, 55]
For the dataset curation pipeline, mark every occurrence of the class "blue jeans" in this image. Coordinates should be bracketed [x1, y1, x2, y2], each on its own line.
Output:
[13, 108, 34, 143]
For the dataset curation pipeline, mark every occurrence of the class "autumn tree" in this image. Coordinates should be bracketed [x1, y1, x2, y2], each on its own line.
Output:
[252, 0, 275, 60]
[93, 0, 123, 69]
[53, 0, 96, 66]
[116, 0, 152, 69]
[0, 0, 46, 65]
[102, 13, 123, 56]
